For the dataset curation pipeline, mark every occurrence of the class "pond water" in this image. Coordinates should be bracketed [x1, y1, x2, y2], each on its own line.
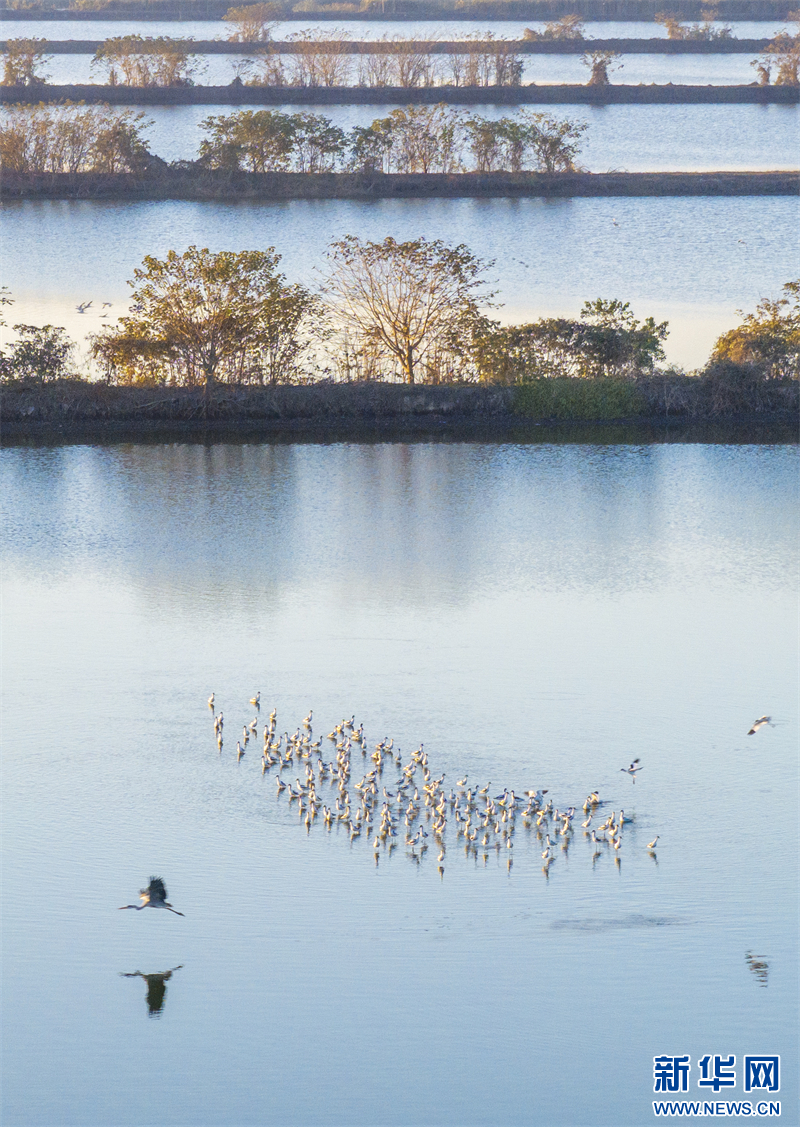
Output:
[2, 439, 798, 1127]
[0, 18, 788, 40]
[30, 50, 771, 85]
[1, 194, 797, 369]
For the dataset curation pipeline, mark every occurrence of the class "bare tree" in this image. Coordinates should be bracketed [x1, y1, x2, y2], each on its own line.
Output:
[287, 29, 352, 86]
[580, 50, 622, 85]
[356, 52, 395, 87]
[324, 235, 495, 385]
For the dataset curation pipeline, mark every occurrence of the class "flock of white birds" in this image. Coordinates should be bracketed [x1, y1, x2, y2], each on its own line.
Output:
[118, 699, 774, 914]
[208, 691, 663, 878]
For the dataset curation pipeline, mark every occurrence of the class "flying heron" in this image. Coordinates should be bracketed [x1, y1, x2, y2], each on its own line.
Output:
[119, 877, 184, 916]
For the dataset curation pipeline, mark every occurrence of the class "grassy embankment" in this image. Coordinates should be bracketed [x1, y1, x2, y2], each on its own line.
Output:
[1, 374, 797, 441]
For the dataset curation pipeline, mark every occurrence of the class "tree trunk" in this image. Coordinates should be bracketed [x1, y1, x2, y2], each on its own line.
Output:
[404, 343, 415, 385]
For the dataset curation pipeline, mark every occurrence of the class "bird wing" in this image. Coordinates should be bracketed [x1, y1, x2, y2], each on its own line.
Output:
[148, 877, 168, 904]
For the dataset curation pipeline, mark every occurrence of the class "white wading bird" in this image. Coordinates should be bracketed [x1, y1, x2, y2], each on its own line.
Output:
[119, 877, 184, 916]
[620, 758, 643, 778]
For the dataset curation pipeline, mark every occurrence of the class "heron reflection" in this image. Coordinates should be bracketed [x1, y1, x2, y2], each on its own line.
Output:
[121, 965, 183, 1017]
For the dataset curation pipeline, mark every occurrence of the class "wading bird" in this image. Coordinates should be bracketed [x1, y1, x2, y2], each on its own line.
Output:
[119, 877, 184, 916]
[620, 759, 643, 778]
[747, 716, 772, 735]
[647, 836, 660, 850]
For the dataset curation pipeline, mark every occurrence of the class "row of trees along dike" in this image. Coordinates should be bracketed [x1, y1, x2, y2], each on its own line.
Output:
[2, 34, 621, 87]
[0, 103, 587, 173]
[3, 17, 799, 86]
[2, 244, 798, 398]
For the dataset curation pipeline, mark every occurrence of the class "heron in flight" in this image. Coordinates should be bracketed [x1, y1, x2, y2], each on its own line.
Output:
[747, 716, 772, 735]
[119, 877, 184, 916]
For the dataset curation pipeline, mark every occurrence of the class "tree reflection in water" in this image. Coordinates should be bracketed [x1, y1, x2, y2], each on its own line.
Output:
[120, 966, 183, 1017]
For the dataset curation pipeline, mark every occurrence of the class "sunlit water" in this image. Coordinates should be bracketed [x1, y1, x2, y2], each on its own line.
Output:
[33, 51, 770, 85]
[2, 440, 798, 1127]
[1, 194, 797, 369]
[0, 18, 787, 39]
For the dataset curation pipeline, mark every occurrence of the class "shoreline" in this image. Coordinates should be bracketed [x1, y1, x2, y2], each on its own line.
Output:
[3, 82, 798, 104]
[2, 382, 797, 446]
[2, 170, 798, 201]
[4, 415, 797, 445]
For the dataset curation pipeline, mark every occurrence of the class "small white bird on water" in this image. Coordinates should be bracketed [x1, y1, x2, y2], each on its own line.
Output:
[747, 716, 772, 735]
[647, 836, 660, 850]
[119, 877, 184, 916]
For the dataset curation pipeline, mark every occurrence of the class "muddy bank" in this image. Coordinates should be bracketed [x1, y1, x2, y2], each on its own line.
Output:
[4, 82, 797, 105]
[2, 170, 797, 201]
[1, 37, 772, 53]
[2, 380, 797, 447]
[0, 0, 792, 21]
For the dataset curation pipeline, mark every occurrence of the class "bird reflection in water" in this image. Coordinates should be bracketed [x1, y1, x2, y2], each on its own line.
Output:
[745, 952, 769, 987]
[121, 965, 183, 1017]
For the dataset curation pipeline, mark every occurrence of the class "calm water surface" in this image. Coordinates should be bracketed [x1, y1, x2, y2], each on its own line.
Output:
[1, 194, 797, 368]
[0, 18, 787, 38]
[2, 440, 798, 1127]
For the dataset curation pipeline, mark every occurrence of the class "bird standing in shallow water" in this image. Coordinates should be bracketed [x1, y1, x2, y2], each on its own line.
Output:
[119, 877, 184, 916]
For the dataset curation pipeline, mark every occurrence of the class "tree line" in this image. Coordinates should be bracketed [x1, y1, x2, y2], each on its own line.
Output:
[0, 102, 153, 173]
[199, 106, 586, 173]
[0, 102, 586, 174]
[2, 243, 797, 390]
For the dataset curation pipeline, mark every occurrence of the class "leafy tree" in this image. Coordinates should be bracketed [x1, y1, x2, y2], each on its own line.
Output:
[199, 110, 297, 171]
[709, 281, 800, 379]
[92, 37, 203, 87]
[473, 300, 668, 382]
[90, 246, 320, 388]
[223, 2, 282, 42]
[198, 109, 345, 172]
[464, 111, 585, 173]
[751, 28, 800, 86]
[580, 51, 622, 85]
[2, 39, 51, 86]
[324, 235, 495, 384]
[523, 16, 585, 40]
[0, 324, 75, 383]
[0, 103, 152, 173]
[654, 9, 732, 39]
[576, 299, 669, 376]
